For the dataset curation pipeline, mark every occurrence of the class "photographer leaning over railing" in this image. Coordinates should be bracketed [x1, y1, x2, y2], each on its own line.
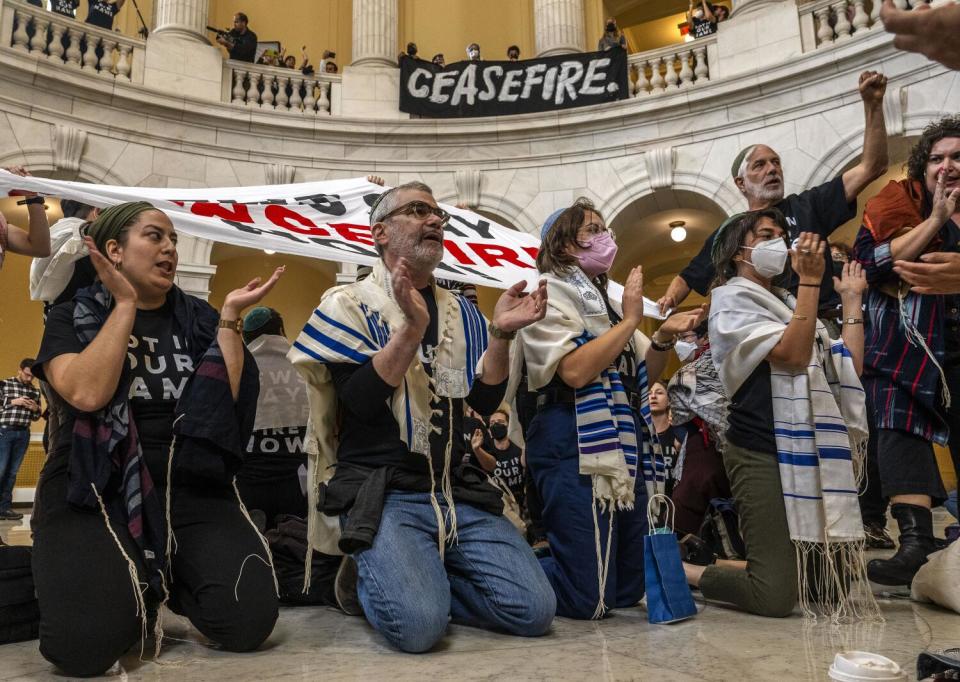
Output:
[212, 12, 257, 63]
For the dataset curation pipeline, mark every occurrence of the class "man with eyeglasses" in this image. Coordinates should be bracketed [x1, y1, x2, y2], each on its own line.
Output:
[289, 181, 556, 652]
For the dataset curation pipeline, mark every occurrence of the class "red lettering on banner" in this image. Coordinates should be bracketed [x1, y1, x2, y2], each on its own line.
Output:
[522, 246, 540, 261]
[170, 201, 185, 207]
[189, 202, 254, 223]
[330, 223, 374, 246]
[265, 204, 329, 236]
[443, 240, 476, 266]
[469, 243, 535, 269]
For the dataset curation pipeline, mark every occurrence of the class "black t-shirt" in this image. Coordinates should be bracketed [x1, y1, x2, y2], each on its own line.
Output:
[328, 286, 506, 477]
[657, 425, 680, 494]
[86, 0, 119, 29]
[43, 255, 96, 318]
[35, 298, 195, 484]
[240, 425, 307, 481]
[726, 362, 777, 456]
[228, 28, 258, 63]
[51, 0, 79, 17]
[691, 16, 717, 38]
[679, 176, 856, 310]
[490, 441, 524, 503]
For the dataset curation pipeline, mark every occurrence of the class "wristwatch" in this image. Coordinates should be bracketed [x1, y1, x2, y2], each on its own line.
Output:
[488, 321, 517, 340]
[219, 318, 243, 334]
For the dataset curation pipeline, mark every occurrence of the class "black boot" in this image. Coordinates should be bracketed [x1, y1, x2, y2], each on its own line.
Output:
[867, 503, 936, 586]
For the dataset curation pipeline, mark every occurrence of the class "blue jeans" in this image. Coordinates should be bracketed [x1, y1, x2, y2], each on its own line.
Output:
[0, 427, 30, 512]
[526, 403, 649, 619]
[347, 491, 555, 653]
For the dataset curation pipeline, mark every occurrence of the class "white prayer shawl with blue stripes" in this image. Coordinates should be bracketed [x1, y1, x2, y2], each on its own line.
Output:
[518, 268, 663, 509]
[710, 277, 880, 622]
[287, 259, 488, 560]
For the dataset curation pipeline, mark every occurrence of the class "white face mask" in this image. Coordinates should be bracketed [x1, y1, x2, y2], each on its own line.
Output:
[675, 340, 698, 362]
[741, 237, 788, 278]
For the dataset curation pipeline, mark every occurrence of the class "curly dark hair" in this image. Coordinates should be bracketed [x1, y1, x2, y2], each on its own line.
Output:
[907, 115, 960, 181]
[710, 208, 790, 289]
[536, 197, 608, 290]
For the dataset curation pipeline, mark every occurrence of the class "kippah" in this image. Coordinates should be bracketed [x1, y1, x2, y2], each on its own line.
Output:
[540, 208, 566, 241]
[243, 306, 275, 332]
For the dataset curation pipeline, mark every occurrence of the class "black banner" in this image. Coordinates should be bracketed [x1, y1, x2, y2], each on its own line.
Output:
[399, 48, 629, 118]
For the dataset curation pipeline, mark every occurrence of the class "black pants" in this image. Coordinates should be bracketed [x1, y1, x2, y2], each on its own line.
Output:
[877, 429, 947, 505]
[859, 391, 888, 526]
[236, 453, 307, 529]
[31, 455, 278, 677]
[945, 362, 960, 486]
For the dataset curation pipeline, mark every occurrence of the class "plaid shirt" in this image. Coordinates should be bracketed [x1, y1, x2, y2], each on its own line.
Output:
[0, 377, 41, 429]
[854, 219, 960, 444]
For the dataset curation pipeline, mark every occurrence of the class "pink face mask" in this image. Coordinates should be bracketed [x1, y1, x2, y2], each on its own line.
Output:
[576, 232, 618, 277]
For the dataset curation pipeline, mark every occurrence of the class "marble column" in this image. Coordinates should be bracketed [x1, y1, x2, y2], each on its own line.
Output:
[151, 0, 209, 40]
[534, 0, 585, 57]
[351, 0, 398, 68]
[730, 0, 782, 17]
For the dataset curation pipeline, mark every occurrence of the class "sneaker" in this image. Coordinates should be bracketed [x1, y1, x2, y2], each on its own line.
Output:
[334, 555, 363, 617]
[863, 522, 895, 550]
[0, 510, 23, 521]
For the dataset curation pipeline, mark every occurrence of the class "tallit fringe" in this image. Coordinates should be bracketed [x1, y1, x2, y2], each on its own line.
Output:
[794, 539, 883, 624]
[91, 483, 150, 660]
[232, 478, 280, 597]
[898, 286, 951, 408]
[590, 477, 615, 620]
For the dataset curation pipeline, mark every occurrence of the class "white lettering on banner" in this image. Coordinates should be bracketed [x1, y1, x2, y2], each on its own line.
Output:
[555, 61, 585, 105]
[0, 171, 664, 318]
[451, 65, 479, 106]
[408, 68, 431, 97]
[478, 65, 503, 101]
[430, 71, 458, 104]
[520, 64, 548, 99]
[580, 58, 612, 96]
[498, 70, 524, 103]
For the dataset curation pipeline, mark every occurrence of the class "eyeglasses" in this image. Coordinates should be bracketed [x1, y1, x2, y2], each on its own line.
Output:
[577, 222, 615, 242]
[381, 200, 450, 226]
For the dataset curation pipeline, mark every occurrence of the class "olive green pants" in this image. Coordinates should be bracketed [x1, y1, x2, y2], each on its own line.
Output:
[699, 442, 798, 618]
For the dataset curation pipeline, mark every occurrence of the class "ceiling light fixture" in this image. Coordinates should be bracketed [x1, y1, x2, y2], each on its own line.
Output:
[263, 249, 276, 255]
[669, 220, 687, 243]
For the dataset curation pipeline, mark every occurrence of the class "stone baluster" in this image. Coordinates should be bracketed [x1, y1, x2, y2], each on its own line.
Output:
[641, 60, 654, 94]
[48, 21, 66, 62]
[99, 38, 117, 75]
[318, 82, 331, 115]
[815, 6, 834, 44]
[245, 71, 261, 106]
[851, 0, 870, 31]
[693, 45, 709, 81]
[261, 75, 275, 109]
[232, 69, 247, 104]
[116, 44, 132, 80]
[29, 15, 49, 55]
[534, 0, 585, 57]
[81, 35, 99, 70]
[832, 1, 853, 38]
[870, 0, 881, 21]
[651, 57, 666, 92]
[678, 49, 694, 86]
[664, 53, 680, 89]
[628, 63, 639, 96]
[351, 0, 398, 67]
[290, 76, 304, 110]
[303, 79, 318, 113]
[65, 27, 82, 66]
[275, 74, 290, 110]
[12, 11, 31, 52]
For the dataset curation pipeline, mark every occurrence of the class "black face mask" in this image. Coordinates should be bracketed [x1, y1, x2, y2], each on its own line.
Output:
[490, 423, 508, 440]
[831, 260, 845, 278]
[606, 22, 616, 32]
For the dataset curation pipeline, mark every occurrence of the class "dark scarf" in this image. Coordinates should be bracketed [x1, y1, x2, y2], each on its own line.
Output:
[69, 282, 255, 596]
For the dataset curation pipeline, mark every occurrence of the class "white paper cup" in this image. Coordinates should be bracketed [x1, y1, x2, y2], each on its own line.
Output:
[828, 651, 906, 681]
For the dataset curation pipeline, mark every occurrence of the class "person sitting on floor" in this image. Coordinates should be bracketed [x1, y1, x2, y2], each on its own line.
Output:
[30, 202, 280, 676]
[289, 181, 556, 653]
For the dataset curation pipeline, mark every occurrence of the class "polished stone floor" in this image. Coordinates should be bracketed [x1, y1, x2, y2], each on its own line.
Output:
[2, 513, 958, 681]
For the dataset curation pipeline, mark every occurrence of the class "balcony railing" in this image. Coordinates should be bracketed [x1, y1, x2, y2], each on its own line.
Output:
[4, 0, 144, 82]
[798, 0, 932, 51]
[627, 36, 715, 97]
[224, 60, 339, 115]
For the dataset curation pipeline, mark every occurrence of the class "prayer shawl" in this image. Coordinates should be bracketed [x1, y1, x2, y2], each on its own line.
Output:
[288, 260, 488, 564]
[69, 283, 260, 602]
[515, 268, 662, 617]
[710, 277, 880, 621]
[29, 217, 87, 304]
[247, 334, 310, 431]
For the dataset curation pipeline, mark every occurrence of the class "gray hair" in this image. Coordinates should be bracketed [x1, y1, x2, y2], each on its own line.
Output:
[369, 181, 435, 256]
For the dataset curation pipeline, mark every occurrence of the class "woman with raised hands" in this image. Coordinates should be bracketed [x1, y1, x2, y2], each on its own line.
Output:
[30, 201, 282, 676]
[685, 208, 877, 620]
[517, 197, 705, 620]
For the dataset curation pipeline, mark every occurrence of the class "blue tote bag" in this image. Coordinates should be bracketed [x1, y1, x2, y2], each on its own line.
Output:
[644, 494, 698, 624]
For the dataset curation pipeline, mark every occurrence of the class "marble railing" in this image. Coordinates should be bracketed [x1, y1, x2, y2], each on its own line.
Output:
[797, 0, 942, 51]
[3, 0, 143, 82]
[224, 60, 340, 115]
[626, 37, 715, 97]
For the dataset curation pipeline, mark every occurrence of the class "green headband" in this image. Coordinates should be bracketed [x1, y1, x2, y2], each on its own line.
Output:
[730, 145, 757, 179]
[710, 212, 747, 262]
[86, 201, 156, 254]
